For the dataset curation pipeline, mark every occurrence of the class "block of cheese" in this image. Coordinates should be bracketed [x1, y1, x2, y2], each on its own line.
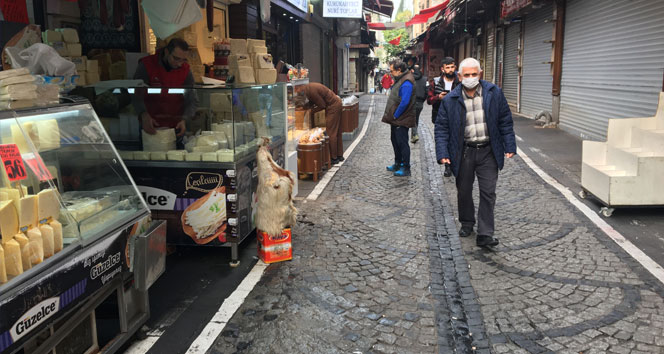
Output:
[14, 233, 31, 271]
[0, 75, 35, 87]
[254, 54, 274, 69]
[150, 151, 167, 160]
[229, 55, 252, 72]
[50, 41, 68, 56]
[40, 224, 54, 258]
[50, 220, 63, 253]
[0, 68, 29, 80]
[210, 92, 232, 112]
[255, 68, 277, 84]
[26, 228, 43, 265]
[119, 150, 134, 160]
[0, 192, 7, 201]
[235, 66, 256, 84]
[69, 56, 87, 71]
[34, 119, 61, 151]
[58, 28, 79, 43]
[167, 150, 185, 161]
[18, 195, 37, 232]
[3, 239, 23, 276]
[134, 151, 150, 160]
[142, 129, 176, 151]
[230, 39, 247, 54]
[247, 39, 266, 52]
[86, 72, 100, 85]
[0, 245, 6, 283]
[185, 152, 202, 161]
[202, 152, 218, 162]
[0, 82, 36, 95]
[251, 46, 268, 54]
[67, 43, 82, 57]
[193, 146, 216, 153]
[217, 149, 234, 162]
[43, 30, 63, 43]
[10, 121, 39, 153]
[0, 189, 19, 214]
[37, 189, 61, 223]
[0, 200, 19, 244]
[86, 60, 99, 73]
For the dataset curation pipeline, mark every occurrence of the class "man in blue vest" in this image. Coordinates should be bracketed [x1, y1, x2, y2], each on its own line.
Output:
[434, 58, 516, 248]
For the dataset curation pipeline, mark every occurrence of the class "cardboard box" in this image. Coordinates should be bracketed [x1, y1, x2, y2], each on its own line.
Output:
[86, 72, 100, 84]
[257, 228, 292, 264]
[86, 59, 99, 73]
[109, 61, 126, 80]
[68, 56, 87, 72]
[313, 109, 326, 127]
[295, 109, 312, 130]
[67, 43, 82, 57]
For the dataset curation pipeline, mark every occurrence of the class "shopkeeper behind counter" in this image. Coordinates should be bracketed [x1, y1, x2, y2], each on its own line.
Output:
[132, 38, 198, 142]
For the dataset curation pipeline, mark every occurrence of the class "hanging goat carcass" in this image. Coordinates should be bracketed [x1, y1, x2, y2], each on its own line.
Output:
[255, 138, 297, 236]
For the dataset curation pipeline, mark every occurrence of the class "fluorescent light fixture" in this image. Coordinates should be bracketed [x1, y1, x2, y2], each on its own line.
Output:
[168, 88, 185, 94]
[147, 88, 161, 94]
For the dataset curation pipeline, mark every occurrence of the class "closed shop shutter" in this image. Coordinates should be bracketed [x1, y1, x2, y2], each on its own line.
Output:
[520, 3, 554, 118]
[560, 0, 664, 140]
[484, 23, 495, 83]
[503, 23, 520, 107]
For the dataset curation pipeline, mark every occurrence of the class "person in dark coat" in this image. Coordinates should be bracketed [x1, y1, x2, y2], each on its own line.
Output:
[411, 64, 427, 143]
[427, 57, 460, 124]
[382, 59, 416, 177]
[434, 58, 516, 248]
[301, 83, 344, 163]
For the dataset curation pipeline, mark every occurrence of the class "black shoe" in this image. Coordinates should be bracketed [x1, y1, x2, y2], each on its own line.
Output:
[476, 235, 499, 247]
[459, 226, 473, 238]
[337, 156, 345, 162]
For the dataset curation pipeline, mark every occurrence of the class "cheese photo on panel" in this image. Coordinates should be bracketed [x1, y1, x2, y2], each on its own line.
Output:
[184, 188, 227, 240]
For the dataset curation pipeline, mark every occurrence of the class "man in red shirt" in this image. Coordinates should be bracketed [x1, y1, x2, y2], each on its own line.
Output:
[133, 38, 198, 139]
[381, 72, 394, 95]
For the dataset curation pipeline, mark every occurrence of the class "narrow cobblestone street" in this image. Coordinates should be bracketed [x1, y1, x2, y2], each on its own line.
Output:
[208, 95, 664, 354]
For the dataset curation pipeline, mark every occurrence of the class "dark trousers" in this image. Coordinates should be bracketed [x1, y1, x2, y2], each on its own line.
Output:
[456, 145, 498, 236]
[390, 125, 410, 167]
[412, 100, 424, 137]
[325, 101, 343, 159]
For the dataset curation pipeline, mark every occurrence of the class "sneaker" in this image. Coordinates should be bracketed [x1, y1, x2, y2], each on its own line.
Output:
[393, 166, 411, 177]
[411, 134, 419, 143]
[386, 163, 400, 172]
[459, 226, 473, 237]
[476, 235, 499, 247]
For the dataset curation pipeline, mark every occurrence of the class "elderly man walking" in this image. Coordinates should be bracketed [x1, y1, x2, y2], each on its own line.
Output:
[434, 58, 517, 247]
[382, 59, 417, 177]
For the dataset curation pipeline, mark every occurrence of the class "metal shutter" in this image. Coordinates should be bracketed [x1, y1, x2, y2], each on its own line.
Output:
[485, 23, 495, 83]
[503, 23, 520, 106]
[520, 3, 554, 118]
[560, 0, 664, 140]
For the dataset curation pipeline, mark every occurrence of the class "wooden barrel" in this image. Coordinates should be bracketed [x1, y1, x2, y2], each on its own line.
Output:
[297, 142, 323, 179]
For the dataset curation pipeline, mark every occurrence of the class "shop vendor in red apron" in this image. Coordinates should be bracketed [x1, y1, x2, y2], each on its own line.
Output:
[132, 38, 198, 145]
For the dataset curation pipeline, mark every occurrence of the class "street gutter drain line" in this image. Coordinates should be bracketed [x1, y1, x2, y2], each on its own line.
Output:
[516, 143, 664, 286]
[185, 261, 269, 354]
[307, 95, 375, 200]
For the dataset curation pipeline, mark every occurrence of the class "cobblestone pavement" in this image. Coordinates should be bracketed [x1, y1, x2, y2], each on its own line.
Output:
[209, 95, 664, 354]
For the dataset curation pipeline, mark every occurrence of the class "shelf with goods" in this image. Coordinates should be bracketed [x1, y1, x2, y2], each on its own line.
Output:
[0, 103, 165, 354]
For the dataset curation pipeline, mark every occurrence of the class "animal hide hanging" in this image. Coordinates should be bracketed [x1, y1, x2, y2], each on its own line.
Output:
[255, 138, 297, 236]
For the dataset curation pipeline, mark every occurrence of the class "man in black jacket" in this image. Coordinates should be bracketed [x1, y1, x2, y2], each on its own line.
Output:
[427, 57, 459, 124]
[411, 64, 427, 143]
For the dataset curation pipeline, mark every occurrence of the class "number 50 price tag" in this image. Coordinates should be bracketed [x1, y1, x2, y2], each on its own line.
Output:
[0, 144, 27, 182]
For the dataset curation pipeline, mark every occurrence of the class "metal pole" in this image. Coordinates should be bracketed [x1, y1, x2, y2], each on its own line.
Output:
[551, 0, 566, 125]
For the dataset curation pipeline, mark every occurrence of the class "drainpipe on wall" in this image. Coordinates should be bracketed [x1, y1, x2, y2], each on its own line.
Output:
[551, 0, 566, 126]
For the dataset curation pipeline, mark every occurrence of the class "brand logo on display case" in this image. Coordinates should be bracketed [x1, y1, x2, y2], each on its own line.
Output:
[10, 298, 60, 341]
[185, 172, 223, 194]
[138, 186, 177, 210]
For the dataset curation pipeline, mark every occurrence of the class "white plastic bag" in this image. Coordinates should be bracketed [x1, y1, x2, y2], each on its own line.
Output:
[18, 43, 76, 77]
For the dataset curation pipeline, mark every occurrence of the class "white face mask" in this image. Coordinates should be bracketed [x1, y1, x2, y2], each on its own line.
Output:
[462, 77, 480, 89]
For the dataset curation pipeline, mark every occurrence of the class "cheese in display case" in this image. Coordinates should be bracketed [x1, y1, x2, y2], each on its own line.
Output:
[0, 103, 150, 288]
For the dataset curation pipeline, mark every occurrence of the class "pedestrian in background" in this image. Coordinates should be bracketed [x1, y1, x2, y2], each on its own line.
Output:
[427, 57, 459, 124]
[382, 59, 416, 177]
[381, 72, 394, 95]
[434, 58, 516, 247]
[411, 64, 427, 143]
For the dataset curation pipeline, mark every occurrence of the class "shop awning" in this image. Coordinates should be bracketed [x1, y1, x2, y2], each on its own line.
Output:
[405, 0, 449, 27]
[363, 0, 394, 18]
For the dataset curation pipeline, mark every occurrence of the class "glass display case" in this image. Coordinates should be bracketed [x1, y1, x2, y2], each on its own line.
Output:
[95, 83, 287, 263]
[0, 103, 150, 290]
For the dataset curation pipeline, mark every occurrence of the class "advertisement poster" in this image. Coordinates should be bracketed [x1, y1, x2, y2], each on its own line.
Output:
[0, 225, 132, 353]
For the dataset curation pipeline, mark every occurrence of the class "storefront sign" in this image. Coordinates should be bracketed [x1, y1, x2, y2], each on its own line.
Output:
[0, 0, 29, 23]
[501, 0, 531, 18]
[286, 0, 308, 14]
[138, 186, 177, 210]
[323, 0, 363, 18]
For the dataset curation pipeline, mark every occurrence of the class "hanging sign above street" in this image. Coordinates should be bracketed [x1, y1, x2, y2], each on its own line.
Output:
[323, 0, 363, 18]
[501, 0, 532, 18]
